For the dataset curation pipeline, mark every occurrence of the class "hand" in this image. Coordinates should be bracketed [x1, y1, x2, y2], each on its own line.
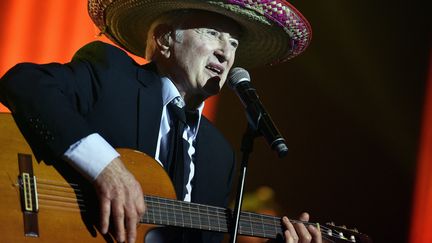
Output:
[93, 157, 146, 243]
[281, 212, 323, 243]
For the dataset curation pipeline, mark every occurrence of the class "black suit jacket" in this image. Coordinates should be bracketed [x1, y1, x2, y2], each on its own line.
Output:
[0, 41, 236, 243]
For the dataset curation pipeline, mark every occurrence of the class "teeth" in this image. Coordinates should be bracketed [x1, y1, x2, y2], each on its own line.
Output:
[206, 65, 221, 74]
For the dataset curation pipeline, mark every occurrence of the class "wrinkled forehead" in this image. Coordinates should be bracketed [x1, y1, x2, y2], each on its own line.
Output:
[176, 10, 242, 39]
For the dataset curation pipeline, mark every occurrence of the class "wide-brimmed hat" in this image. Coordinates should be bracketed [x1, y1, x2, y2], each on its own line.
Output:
[88, 0, 312, 68]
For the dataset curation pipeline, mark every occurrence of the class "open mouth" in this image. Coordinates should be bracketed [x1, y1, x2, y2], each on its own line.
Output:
[205, 64, 224, 75]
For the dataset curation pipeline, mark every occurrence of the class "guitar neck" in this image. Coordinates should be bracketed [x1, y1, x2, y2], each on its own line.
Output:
[141, 195, 372, 242]
[141, 195, 283, 239]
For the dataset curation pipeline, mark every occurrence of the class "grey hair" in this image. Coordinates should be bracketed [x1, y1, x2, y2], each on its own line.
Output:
[145, 10, 191, 61]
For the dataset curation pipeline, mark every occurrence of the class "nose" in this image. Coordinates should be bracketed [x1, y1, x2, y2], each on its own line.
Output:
[214, 37, 235, 64]
[214, 49, 227, 64]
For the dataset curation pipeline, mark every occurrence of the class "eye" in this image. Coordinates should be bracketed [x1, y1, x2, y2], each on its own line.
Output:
[206, 29, 220, 37]
[230, 39, 239, 48]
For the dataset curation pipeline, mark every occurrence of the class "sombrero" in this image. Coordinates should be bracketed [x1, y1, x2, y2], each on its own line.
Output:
[88, 0, 312, 68]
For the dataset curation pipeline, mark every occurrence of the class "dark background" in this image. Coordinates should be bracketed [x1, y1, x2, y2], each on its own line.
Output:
[215, 1, 431, 243]
[0, 1, 430, 242]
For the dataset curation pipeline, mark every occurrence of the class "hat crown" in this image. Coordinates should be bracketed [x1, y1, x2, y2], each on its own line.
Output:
[88, 0, 312, 67]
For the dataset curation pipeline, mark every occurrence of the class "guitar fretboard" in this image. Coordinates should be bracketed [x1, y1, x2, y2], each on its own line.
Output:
[140, 195, 283, 239]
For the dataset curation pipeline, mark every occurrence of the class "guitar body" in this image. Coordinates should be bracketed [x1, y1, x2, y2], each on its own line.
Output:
[0, 113, 372, 243]
[0, 113, 176, 242]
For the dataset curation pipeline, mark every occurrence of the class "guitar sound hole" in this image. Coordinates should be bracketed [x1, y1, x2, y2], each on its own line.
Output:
[145, 227, 182, 243]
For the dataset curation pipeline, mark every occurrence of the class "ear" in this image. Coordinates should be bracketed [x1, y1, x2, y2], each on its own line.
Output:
[154, 24, 173, 59]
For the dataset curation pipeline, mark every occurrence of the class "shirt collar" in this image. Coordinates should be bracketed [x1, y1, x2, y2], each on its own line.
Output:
[160, 77, 204, 130]
[161, 76, 182, 107]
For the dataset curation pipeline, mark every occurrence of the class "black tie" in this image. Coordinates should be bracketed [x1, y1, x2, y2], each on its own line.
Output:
[167, 102, 187, 199]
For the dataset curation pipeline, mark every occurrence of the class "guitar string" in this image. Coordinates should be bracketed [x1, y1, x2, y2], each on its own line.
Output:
[141, 212, 344, 242]
[37, 183, 80, 193]
[141, 210, 338, 242]
[37, 189, 339, 238]
[141, 211, 336, 243]
[34, 199, 338, 243]
[32, 194, 345, 242]
[31, 180, 341, 232]
[142, 211, 277, 237]
[144, 196, 344, 234]
[37, 194, 87, 208]
[37, 192, 84, 203]
[38, 203, 84, 212]
[29, 180, 349, 234]
[23, 180, 88, 209]
[243, 213, 339, 243]
[28, 180, 82, 192]
[33, 186, 85, 202]
[142, 197, 348, 241]
[242, 212, 350, 241]
[36, 187, 83, 198]
[33, 189, 349, 241]
[26, 181, 350, 241]
[37, 178, 80, 188]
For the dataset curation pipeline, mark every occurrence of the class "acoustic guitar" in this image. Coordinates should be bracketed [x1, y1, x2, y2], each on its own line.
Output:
[0, 113, 371, 242]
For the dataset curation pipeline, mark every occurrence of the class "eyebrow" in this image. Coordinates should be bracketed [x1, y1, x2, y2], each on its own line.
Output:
[213, 27, 241, 40]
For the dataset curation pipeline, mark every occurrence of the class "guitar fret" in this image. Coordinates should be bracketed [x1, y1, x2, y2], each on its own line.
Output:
[164, 197, 170, 226]
[202, 204, 209, 230]
[158, 197, 162, 225]
[150, 197, 154, 224]
[273, 214, 278, 239]
[142, 195, 288, 239]
[188, 202, 193, 228]
[217, 207, 221, 232]
[103, 192, 359, 241]
[248, 212, 254, 236]
[142, 196, 225, 230]
[206, 206, 210, 230]
[237, 212, 282, 238]
[180, 200, 184, 227]
[173, 199, 177, 226]
[197, 204, 202, 229]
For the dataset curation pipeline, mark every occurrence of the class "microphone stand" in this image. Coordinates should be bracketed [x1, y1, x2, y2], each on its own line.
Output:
[229, 123, 260, 243]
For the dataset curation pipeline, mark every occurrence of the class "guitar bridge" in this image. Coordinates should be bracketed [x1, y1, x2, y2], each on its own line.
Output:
[18, 153, 39, 237]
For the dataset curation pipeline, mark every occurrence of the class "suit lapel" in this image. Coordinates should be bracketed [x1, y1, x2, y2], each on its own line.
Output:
[192, 119, 216, 204]
[135, 64, 163, 157]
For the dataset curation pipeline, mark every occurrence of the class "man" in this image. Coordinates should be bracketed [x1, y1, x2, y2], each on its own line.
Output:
[0, 0, 319, 242]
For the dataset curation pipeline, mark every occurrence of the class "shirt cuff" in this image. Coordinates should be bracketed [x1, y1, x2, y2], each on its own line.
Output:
[63, 133, 119, 181]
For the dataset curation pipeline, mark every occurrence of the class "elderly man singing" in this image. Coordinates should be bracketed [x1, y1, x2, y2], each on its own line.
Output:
[0, 0, 320, 243]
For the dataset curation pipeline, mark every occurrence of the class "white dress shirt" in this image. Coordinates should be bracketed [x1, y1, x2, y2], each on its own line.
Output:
[63, 76, 203, 202]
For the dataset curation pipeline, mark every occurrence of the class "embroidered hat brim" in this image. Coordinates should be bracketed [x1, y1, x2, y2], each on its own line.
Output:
[88, 0, 312, 68]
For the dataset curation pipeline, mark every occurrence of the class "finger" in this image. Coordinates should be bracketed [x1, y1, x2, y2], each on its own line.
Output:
[293, 222, 312, 243]
[284, 227, 295, 243]
[112, 201, 126, 242]
[299, 212, 323, 243]
[99, 198, 111, 234]
[126, 218, 137, 243]
[299, 212, 310, 222]
[125, 207, 138, 243]
[135, 186, 146, 217]
[294, 213, 312, 243]
[308, 224, 322, 243]
[283, 217, 299, 243]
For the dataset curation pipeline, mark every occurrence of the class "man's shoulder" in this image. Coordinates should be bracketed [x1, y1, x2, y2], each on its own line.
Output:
[72, 41, 139, 70]
[2, 41, 139, 80]
[69, 41, 160, 86]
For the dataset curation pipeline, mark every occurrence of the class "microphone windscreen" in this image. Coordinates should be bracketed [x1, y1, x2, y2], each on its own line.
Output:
[228, 67, 250, 89]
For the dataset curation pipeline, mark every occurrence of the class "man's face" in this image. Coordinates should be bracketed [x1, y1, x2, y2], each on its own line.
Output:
[166, 12, 241, 101]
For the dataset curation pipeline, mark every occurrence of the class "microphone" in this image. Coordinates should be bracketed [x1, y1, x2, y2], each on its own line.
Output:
[228, 67, 288, 158]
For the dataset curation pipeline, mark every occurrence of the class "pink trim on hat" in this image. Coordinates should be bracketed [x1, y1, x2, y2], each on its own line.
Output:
[227, 0, 312, 62]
